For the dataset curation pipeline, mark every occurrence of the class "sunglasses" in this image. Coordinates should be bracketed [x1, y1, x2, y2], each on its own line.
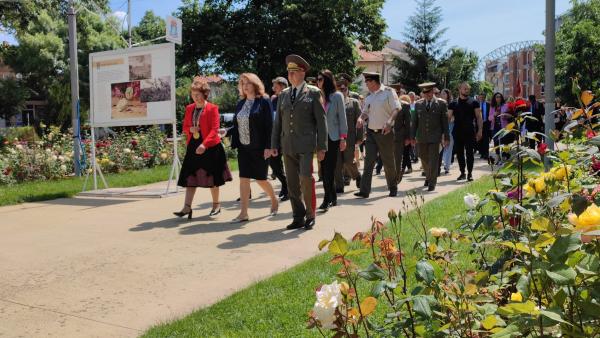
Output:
[317, 77, 324, 82]
[339, 86, 347, 91]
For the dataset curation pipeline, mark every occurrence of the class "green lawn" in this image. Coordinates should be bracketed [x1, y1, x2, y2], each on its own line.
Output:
[142, 176, 494, 338]
[0, 160, 238, 207]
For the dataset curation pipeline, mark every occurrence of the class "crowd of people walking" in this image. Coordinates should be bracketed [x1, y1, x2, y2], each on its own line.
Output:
[173, 53, 550, 231]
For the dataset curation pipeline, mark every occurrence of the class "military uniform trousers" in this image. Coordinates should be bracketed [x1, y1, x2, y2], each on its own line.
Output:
[335, 142, 360, 189]
[360, 129, 397, 194]
[394, 137, 406, 184]
[419, 142, 441, 188]
[283, 152, 316, 222]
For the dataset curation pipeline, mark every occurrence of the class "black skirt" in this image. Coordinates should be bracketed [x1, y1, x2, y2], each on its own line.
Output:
[178, 136, 232, 188]
[237, 145, 268, 180]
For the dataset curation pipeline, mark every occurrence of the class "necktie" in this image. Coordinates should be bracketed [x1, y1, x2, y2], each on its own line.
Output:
[291, 88, 297, 104]
[426, 101, 431, 111]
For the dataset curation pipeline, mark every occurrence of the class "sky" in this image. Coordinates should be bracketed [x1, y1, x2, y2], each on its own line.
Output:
[1, 0, 572, 58]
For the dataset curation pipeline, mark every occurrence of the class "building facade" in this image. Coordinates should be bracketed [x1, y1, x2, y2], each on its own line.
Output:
[356, 39, 409, 94]
[485, 48, 543, 100]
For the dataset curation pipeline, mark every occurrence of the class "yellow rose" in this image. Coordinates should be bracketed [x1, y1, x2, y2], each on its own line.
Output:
[429, 227, 449, 238]
[568, 204, 600, 232]
[510, 292, 523, 302]
[524, 183, 536, 197]
[550, 166, 570, 181]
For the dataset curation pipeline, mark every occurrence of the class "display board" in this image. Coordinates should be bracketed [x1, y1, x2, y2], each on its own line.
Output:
[165, 16, 182, 45]
[89, 43, 176, 127]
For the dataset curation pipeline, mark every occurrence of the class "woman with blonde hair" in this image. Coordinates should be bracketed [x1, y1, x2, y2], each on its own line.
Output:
[225, 73, 278, 222]
[174, 76, 232, 219]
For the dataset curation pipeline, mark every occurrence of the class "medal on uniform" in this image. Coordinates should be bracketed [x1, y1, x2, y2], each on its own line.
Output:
[193, 132, 200, 139]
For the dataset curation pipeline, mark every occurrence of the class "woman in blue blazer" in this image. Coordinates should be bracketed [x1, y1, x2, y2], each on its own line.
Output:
[317, 70, 348, 211]
[227, 73, 279, 222]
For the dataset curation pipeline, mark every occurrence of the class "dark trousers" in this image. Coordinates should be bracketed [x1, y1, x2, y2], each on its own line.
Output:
[321, 138, 339, 204]
[360, 130, 396, 194]
[403, 145, 413, 170]
[418, 142, 441, 188]
[454, 134, 475, 174]
[269, 153, 287, 197]
[394, 139, 405, 183]
[335, 143, 360, 189]
[479, 121, 492, 158]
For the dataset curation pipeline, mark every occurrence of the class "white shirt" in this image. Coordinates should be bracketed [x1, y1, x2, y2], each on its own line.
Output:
[363, 85, 401, 130]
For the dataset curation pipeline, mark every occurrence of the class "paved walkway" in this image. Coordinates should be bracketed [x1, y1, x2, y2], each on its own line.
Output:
[0, 160, 491, 337]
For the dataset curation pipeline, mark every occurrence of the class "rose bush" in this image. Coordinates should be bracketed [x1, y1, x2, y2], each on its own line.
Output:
[0, 126, 179, 184]
[309, 84, 600, 337]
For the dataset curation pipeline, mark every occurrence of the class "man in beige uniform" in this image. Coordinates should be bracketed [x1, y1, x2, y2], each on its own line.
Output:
[269, 55, 327, 230]
[355, 72, 400, 198]
[412, 82, 449, 191]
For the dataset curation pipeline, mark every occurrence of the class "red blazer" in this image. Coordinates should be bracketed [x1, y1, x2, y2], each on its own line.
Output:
[182, 102, 221, 148]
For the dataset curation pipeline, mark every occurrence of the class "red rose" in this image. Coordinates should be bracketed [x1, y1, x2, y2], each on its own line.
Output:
[131, 139, 138, 147]
[537, 142, 548, 156]
[586, 129, 596, 139]
[143, 152, 151, 159]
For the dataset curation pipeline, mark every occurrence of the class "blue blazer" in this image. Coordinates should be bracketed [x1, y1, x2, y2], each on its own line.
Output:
[325, 91, 348, 141]
[230, 96, 273, 150]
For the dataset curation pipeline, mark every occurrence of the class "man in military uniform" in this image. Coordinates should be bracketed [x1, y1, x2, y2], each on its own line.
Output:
[334, 77, 363, 192]
[269, 55, 328, 230]
[355, 72, 400, 198]
[394, 93, 412, 184]
[337, 73, 361, 100]
[412, 82, 449, 191]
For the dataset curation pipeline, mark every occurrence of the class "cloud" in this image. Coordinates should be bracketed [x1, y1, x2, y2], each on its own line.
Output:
[112, 11, 127, 21]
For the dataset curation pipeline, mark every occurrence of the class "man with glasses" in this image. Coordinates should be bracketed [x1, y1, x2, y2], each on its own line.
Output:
[334, 77, 363, 193]
[268, 54, 327, 230]
[355, 72, 400, 198]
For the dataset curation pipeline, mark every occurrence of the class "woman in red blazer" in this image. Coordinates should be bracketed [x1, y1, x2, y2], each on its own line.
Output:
[174, 77, 232, 219]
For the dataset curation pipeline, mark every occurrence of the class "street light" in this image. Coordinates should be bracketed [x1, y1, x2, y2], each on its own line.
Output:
[545, 0, 556, 154]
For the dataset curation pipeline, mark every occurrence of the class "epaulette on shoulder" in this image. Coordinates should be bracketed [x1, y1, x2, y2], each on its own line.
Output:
[416, 98, 425, 103]
[306, 84, 320, 92]
[436, 98, 447, 104]
[282, 87, 291, 94]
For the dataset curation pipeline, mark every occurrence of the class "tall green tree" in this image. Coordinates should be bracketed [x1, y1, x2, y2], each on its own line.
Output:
[176, 0, 387, 86]
[436, 47, 479, 92]
[534, 0, 600, 105]
[0, 78, 31, 121]
[131, 10, 166, 45]
[392, 0, 447, 92]
[0, 0, 125, 126]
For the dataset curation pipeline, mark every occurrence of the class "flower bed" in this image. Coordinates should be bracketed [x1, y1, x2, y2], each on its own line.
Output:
[310, 87, 600, 336]
[0, 126, 178, 185]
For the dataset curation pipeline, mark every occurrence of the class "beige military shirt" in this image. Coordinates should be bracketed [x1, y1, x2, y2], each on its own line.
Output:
[363, 85, 401, 130]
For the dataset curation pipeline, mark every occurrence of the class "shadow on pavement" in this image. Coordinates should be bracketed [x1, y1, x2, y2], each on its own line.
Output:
[41, 197, 138, 208]
[217, 228, 303, 249]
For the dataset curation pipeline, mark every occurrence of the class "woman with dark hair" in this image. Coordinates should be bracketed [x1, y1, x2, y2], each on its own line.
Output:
[440, 88, 454, 174]
[174, 77, 232, 219]
[489, 92, 510, 164]
[317, 70, 347, 211]
[225, 73, 279, 222]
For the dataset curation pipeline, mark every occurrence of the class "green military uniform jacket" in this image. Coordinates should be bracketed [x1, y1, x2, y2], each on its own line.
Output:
[272, 83, 328, 154]
[343, 96, 363, 146]
[412, 97, 450, 144]
[394, 100, 412, 142]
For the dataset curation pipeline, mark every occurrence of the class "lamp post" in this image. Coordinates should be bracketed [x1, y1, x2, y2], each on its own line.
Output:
[544, 0, 556, 154]
[67, 0, 81, 176]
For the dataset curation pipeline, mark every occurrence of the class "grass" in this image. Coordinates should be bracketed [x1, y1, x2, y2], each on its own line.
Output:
[142, 175, 495, 338]
[0, 160, 238, 207]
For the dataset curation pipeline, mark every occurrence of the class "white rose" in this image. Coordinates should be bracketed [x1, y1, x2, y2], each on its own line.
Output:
[60, 164, 67, 172]
[15, 144, 23, 150]
[429, 227, 449, 238]
[313, 281, 342, 329]
[51, 155, 58, 161]
[464, 193, 480, 210]
[123, 148, 132, 154]
[45, 148, 52, 154]
[58, 155, 65, 162]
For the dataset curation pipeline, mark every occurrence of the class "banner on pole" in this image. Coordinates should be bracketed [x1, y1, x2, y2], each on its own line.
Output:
[165, 16, 182, 45]
[89, 43, 176, 127]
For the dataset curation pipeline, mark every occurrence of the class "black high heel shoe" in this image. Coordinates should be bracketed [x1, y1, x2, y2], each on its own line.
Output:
[209, 204, 221, 216]
[173, 204, 193, 219]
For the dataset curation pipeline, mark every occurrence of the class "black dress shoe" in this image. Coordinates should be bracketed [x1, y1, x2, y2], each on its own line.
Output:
[467, 174, 474, 182]
[389, 189, 398, 197]
[421, 172, 426, 176]
[354, 192, 369, 198]
[330, 200, 337, 207]
[405, 168, 413, 174]
[424, 180, 429, 187]
[304, 218, 316, 230]
[280, 195, 289, 201]
[428, 186, 435, 191]
[286, 220, 305, 230]
[457, 173, 466, 181]
[336, 188, 344, 194]
[318, 201, 329, 211]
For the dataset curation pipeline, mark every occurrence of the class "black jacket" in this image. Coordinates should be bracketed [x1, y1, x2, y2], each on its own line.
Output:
[230, 97, 273, 150]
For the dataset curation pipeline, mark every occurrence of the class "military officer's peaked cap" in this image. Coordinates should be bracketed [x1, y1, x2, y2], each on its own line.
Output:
[286, 54, 310, 72]
[337, 73, 354, 83]
[389, 83, 403, 89]
[362, 72, 380, 82]
[418, 82, 437, 93]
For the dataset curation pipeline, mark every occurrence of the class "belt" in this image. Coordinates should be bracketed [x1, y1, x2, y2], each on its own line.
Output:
[368, 128, 383, 133]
